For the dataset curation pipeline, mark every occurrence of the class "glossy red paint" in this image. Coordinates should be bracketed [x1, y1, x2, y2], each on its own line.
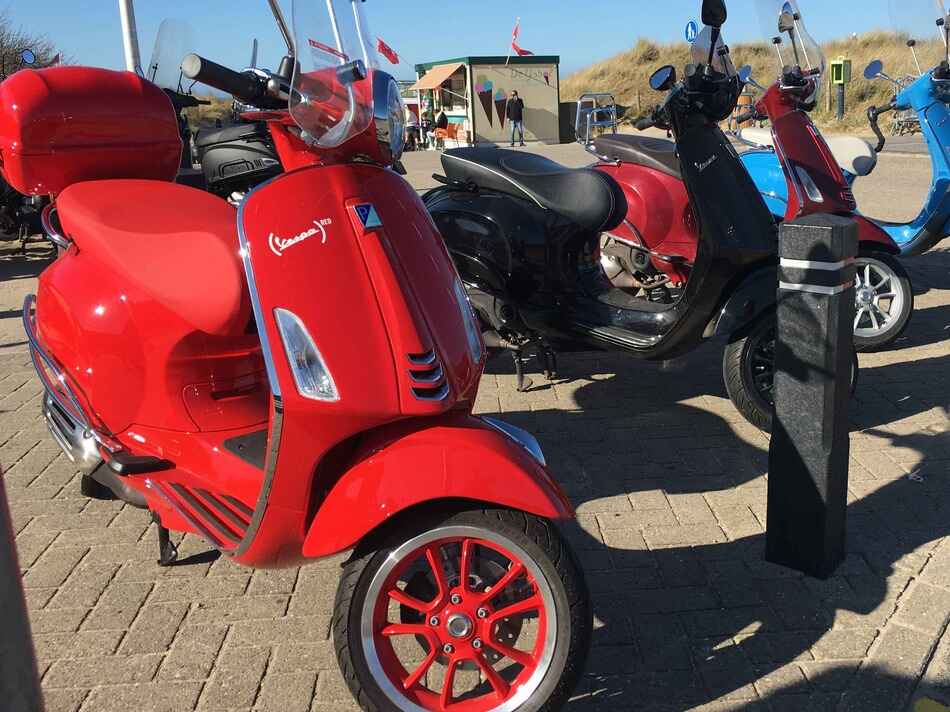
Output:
[595, 162, 697, 284]
[303, 414, 572, 558]
[0, 67, 181, 196]
[756, 82, 857, 220]
[755, 80, 899, 254]
[24, 60, 567, 577]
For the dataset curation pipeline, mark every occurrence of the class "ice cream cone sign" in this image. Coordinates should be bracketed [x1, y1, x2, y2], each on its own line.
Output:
[475, 75, 495, 127]
[495, 89, 508, 127]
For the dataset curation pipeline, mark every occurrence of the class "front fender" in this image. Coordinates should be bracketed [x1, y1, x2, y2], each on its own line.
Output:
[705, 265, 778, 339]
[854, 215, 900, 255]
[302, 414, 573, 558]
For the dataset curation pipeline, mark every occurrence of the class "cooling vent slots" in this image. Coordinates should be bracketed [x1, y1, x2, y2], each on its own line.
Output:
[407, 350, 449, 401]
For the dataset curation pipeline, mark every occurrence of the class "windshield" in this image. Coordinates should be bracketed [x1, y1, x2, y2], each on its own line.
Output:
[690, 26, 736, 76]
[888, 0, 948, 70]
[755, 0, 825, 96]
[146, 18, 196, 92]
[290, 0, 377, 148]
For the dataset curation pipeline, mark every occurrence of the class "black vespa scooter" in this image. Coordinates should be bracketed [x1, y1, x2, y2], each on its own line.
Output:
[424, 0, 789, 430]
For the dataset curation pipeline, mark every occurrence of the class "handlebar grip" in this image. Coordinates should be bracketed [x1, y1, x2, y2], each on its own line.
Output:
[181, 53, 265, 105]
[867, 104, 888, 154]
[734, 110, 757, 126]
[635, 116, 655, 131]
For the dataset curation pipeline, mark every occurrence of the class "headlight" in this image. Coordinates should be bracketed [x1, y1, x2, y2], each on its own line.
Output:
[373, 70, 405, 164]
[274, 308, 339, 402]
[452, 279, 483, 363]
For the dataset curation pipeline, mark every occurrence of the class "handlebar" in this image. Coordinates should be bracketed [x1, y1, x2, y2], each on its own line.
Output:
[733, 109, 759, 126]
[635, 116, 656, 131]
[181, 54, 267, 106]
[867, 102, 893, 154]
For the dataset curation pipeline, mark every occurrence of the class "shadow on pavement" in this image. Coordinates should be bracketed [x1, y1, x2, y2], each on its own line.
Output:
[481, 336, 948, 709]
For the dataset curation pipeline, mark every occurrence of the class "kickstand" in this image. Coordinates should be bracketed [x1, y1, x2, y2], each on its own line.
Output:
[155, 519, 178, 567]
[512, 350, 533, 392]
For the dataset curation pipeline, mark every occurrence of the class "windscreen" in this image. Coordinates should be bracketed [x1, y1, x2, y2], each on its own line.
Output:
[290, 0, 377, 148]
[691, 26, 737, 76]
[146, 19, 196, 91]
[888, 0, 948, 70]
[755, 0, 825, 98]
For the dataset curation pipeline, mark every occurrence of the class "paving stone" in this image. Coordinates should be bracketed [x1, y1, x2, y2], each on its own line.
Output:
[228, 614, 331, 646]
[188, 595, 289, 626]
[42, 688, 89, 712]
[810, 629, 878, 660]
[149, 574, 250, 603]
[81, 581, 153, 631]
[869, 623, 938, 677]
[27, 607, 88, 634]
[44, 653, 162, 688]
[119, 602, 189, 654]
[33, 629, 123, 664]
[269, 641, 337, 676]
[256, 672, 318, 712]
[22, 545, 88, 588]
[891, 581, 950, 635]
[79, 681, 203, 712]
[157, 623, 228, 682]
[198, 645, 270, 710]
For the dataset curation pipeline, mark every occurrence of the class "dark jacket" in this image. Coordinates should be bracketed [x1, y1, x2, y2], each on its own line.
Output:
[435, 112, 449, 130]
[506, 98, 525, 122]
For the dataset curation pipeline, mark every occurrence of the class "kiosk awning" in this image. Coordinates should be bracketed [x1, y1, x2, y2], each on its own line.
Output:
[411, 62, 465, 91]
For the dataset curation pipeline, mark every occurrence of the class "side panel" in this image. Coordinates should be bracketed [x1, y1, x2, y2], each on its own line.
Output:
[302, 414, 573, 558]
[740, 150, 789, 219]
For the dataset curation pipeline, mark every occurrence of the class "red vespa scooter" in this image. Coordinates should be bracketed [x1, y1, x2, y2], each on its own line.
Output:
[2, 2, 590, 709]
[736, 0, 914, 351]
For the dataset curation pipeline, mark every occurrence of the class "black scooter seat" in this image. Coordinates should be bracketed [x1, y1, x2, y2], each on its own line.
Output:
[195, 122, 267, 149]
[593, 135, 682, 180]
[441, 147, 627, 233]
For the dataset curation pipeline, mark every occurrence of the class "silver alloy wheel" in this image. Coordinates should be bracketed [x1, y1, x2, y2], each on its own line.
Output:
[360, 525, 559, 712]
[853, 257, 906, 339]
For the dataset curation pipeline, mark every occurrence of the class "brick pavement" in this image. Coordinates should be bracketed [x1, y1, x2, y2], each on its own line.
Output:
[1, 178, 949, 710]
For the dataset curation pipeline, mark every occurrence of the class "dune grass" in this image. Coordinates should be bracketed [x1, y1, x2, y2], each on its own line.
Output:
[562, 32, 945, 133]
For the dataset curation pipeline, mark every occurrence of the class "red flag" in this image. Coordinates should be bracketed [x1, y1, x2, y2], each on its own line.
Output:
[376, 37, 399, 65]
[510, 19, 534, 57]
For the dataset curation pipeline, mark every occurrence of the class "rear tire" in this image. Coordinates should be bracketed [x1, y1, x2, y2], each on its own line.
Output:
[333, 508, 591, 711]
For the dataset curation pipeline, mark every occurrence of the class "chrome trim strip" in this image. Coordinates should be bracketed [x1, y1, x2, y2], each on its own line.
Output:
[407, 350, 437, 366]
[411, 382, 450, 402]
[482, 417, 547, 466]
[779, 280, 854, 296]
[780, 257, 855, 271]
[146, 480, 230, 551]
[40, 204, 70, 250]
[408, 363, 444, 384]
[233, 174, 289, 556]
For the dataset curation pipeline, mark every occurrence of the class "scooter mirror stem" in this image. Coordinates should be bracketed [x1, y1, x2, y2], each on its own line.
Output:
[267, 0, 294, 55]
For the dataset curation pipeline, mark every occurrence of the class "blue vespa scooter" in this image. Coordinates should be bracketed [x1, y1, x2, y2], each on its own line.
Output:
[740, 1, 950, 259]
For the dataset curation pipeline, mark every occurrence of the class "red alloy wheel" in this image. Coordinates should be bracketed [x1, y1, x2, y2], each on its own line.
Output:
[361, 528, 557, 711]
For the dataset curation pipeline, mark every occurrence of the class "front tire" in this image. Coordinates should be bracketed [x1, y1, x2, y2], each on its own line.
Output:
[852, 251, 913, 352]
[724, 314, 860, 433]
[334, 508, 591, 712]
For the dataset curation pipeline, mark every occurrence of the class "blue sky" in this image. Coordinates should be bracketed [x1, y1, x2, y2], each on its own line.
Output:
[3, 1, 914, 80]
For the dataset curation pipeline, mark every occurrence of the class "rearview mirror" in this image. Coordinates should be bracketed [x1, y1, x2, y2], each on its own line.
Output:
[20, 49, 36, 65]
[864, 60, 883, 81]
[649, 65, 677, 92]
[737, 65, 753, 83]
[701, 0, 727, 28]
[778, 9, 796, 34]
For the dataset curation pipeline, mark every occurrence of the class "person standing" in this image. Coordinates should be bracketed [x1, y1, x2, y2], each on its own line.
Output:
[506, 90, 526, 147]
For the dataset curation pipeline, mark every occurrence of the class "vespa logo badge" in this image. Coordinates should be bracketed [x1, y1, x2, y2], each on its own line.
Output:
[268, 219, 332, 256]
[696, 155, 718, 172]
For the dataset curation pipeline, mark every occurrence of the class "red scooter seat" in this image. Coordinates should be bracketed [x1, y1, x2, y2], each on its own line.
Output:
[56, 180, 250, 336]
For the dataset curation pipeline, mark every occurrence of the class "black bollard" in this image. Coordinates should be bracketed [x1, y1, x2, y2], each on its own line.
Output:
[766, 214, 858, 579]
[0, 476, 44, 712]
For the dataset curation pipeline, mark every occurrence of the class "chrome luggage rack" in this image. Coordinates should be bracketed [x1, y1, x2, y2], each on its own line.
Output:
[22, 295, 120, 466]
[575, 92, 622, 165]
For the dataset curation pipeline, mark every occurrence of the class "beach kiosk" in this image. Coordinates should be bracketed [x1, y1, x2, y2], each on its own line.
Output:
[411, 55, 561, 145]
